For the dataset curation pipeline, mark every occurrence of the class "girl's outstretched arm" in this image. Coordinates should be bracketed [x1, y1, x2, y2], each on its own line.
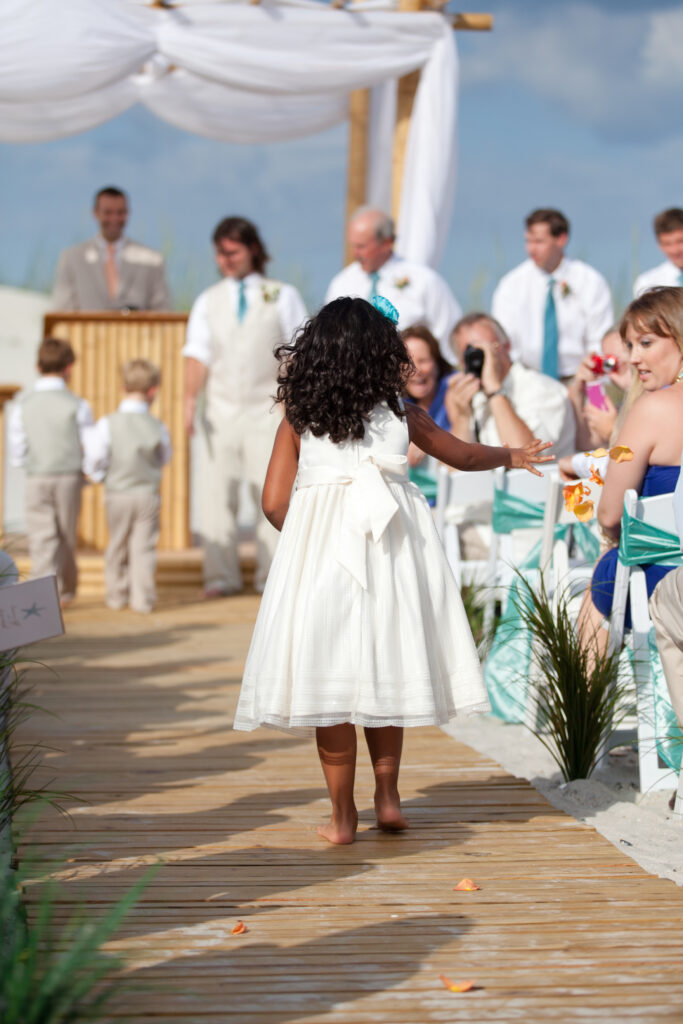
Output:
[262, 418, 300, 530]
[405, 403, 554, 476]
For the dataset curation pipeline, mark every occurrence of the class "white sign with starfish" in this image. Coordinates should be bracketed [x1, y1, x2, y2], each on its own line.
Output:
[0, 576, 64, 652]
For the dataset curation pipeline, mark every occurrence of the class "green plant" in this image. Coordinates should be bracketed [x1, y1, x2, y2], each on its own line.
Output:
[1, 857, 155, 1024]
[511, 572, 633, 781]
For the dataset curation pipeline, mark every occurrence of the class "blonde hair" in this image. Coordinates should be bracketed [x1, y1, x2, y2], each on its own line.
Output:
[121, 358, 161, 394]
[618, 286, 683, 413]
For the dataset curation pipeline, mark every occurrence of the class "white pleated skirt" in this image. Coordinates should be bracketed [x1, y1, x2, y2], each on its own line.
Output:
[233, 479, 490, 733]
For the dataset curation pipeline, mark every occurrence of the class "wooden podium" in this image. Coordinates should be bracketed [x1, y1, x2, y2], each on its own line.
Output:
[44, 311, 190, 552]
[36, 311, 212, 596]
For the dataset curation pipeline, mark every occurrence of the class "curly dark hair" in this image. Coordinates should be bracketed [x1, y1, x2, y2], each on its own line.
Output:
[275, 297, 413, 443]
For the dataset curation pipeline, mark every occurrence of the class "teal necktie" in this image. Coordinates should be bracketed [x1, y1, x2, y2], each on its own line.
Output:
[237, 280, 247, 323]
[368, 271, 379, 299]
[542, 277, 559, 379]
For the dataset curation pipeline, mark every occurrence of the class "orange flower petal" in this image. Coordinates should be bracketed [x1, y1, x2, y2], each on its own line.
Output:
[574, 499, 595, 522]
[232, 921, 248, 935]
[609, 445, 634, 463]
[589, 464, 604, 487]
[453, 878, 481, 891]
[590, 447, 609, 458]
[439, 974, 476, 993]
[563, 481, 589, 511]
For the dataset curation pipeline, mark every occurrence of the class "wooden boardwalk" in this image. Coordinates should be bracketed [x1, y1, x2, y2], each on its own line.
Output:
[17, 593, 683, 1022]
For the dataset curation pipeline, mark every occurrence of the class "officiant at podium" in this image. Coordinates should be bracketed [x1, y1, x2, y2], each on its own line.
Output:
[52, 186, 172, 311]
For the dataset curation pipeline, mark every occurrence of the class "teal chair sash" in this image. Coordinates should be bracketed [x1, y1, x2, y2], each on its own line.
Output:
[617, 498, 682, 774]
[409, 464, 438, 504]
[484, 485, 600, 723]
[617, 508, 683, 567]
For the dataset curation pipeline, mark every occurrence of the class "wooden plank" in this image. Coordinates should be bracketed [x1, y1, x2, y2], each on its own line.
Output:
[13, 594, 683, 1022]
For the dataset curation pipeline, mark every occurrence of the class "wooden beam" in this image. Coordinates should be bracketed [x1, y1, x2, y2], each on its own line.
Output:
[0, 385, 19, 536]
[452, 12, 493, 30]
[344, 88, 370, 264]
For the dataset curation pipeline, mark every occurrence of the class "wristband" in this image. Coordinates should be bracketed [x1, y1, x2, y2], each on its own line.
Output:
[484, 388, 504, 400]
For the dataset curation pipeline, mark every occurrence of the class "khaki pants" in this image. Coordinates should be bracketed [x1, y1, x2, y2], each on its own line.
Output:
[196, 410, 279, 592]
[649, 567, 683, 728]
[25, 473, 82, 598]
[105, 491, 161, 613]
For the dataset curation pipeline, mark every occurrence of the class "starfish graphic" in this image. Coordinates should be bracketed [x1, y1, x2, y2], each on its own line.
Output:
[22, 602, 44, 619]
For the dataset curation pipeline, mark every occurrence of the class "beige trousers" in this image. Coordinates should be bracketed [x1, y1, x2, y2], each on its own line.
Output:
[196, 409, 279, 592]
[105, 491, 161, 613]
[25, 473, 82, 598]
[649, 567, 683, 728]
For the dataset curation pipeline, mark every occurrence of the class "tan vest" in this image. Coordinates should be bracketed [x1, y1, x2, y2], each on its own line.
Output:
[105, 411, 165, 494]
[204, 278, 283, 420]
[21, 388, 82, 476]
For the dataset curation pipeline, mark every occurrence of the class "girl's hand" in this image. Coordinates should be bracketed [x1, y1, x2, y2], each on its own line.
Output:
[508, 439, 555, 476]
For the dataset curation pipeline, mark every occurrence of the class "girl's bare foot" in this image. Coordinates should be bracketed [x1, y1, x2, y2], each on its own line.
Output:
[317, 809, 358, 845]
[375, 793, 409, 832]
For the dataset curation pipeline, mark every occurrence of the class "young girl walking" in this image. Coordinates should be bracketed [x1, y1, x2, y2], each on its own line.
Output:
[234, 297, 553, 844]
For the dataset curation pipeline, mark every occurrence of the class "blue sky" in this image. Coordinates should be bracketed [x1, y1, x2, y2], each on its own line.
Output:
[1, 0, 682, 313]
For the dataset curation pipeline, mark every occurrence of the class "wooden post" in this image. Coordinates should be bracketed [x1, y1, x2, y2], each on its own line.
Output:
[345, 88, 370, 264]
[0, 386, 20, 537]
[391, 0, 426, 224]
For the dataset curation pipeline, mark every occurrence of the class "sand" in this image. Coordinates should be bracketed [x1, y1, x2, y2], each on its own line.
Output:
[443, 714, 683, 885]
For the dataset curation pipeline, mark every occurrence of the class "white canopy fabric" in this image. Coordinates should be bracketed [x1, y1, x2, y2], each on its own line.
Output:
[0, 0, 458, 265]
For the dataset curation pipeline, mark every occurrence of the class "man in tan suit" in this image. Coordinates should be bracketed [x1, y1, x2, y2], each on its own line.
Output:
[183, 216, 307, 596]
[52, 186, 171, 311]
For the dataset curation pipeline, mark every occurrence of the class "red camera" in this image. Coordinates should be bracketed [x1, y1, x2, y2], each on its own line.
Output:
[589, 353, 617, 375]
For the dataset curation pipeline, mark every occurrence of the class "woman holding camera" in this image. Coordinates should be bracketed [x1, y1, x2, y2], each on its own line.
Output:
[565, 326, 633, 454]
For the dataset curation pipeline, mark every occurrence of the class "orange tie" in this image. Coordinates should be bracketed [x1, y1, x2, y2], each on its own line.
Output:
[105, 244, 119, 300]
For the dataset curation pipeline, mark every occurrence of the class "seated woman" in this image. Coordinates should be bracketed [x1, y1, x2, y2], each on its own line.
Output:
[402, 324, 455, 502]
[578, 286, 683, 654]
[560, 325, 633, 481]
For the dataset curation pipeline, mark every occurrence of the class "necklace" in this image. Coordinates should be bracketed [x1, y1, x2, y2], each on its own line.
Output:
[677, 366, 683, 384]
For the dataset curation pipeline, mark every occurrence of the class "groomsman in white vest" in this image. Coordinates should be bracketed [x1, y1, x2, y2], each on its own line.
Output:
[325, 207, 462, 361]
[52, 186, 171, 312]
[183, 216, 307, 596]
[634, 208, 683, 297]
[492, 209, 613, 382]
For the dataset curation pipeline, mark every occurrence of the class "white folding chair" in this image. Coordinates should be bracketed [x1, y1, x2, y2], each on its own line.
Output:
[436, 466, 495, 589]
[482, 465, 555, 638]
[608, 489, 680, 794]
[540, 470, 602, 603]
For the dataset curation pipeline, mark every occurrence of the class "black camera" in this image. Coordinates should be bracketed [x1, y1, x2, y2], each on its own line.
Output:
[462, 344, 485, 378]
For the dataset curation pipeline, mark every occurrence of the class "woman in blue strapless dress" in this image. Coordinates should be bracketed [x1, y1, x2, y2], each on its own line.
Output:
[579, 287, 683, 650]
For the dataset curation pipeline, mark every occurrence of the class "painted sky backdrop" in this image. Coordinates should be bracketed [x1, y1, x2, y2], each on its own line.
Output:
[1, 0, 682, 314]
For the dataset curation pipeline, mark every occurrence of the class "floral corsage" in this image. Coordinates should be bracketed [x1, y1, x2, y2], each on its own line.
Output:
[262, 283, 281, 303]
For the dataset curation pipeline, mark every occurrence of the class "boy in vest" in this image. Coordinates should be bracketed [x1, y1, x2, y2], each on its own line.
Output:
[8, 337, 93, 605]
[84, 359, 172, 613]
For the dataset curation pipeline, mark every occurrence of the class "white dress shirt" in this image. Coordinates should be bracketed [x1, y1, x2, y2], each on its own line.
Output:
[83, 399, 172, 483]
[633, 260, 683, 298]
[492, 257, 613, 378]
[471, 361, 576, 458]
[675, 448, 683, 542]
[325, 253, 462, 361]
[182, 273, 308, 367]
[8, 376, 93, 467]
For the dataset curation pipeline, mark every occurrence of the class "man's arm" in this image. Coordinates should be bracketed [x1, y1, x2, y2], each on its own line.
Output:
[7, 402, 27, 468]
[52, 250, 77, 311]
[182, 292, 212, 434]
[583, 269, 614, 351]
[277, 285, 308, 344]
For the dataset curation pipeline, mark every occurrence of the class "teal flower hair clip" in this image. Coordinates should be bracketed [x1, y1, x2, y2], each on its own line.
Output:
[371, 294, 399, 325]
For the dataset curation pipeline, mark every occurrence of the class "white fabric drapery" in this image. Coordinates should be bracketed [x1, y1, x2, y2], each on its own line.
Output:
[0, 0, 458, 265]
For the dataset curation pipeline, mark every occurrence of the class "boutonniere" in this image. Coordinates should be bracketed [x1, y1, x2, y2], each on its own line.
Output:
[394, 276, 411, 290]
[560, 281, 572, 298]
[261, 283, 281, 303]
